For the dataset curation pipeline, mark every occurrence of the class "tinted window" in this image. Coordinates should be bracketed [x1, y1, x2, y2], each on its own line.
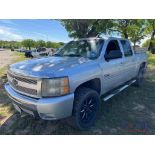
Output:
[106, 40, 121, 55]
[120, 40, 132, 57]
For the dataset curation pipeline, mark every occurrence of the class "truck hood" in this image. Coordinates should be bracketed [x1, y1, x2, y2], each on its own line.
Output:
[9, 56, 90, 78]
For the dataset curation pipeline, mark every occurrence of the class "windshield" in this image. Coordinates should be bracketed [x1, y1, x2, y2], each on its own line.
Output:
[55, 39, 104, 59]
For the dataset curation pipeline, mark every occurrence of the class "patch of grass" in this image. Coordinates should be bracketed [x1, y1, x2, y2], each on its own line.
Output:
[0, 52, 26, 77]
[13, 52, 27, 62]
[0, 104, 13, 117]
[0, 75, 14, 126]
[147, 52, 155, 68]
[0, 67, 7, 76]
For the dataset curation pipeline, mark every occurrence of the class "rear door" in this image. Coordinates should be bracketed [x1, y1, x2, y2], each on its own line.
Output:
[119, 40, 137, 81]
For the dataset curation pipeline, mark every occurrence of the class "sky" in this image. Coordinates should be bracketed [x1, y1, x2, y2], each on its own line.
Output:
[0, 19, 71, 42]
[0, 19, 147, 45]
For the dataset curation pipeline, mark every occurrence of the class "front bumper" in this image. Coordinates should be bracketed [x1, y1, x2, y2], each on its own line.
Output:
[5, 83, 74, 120]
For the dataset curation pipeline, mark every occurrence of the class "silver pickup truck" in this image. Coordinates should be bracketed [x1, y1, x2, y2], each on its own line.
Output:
[5, 37, 147, 129]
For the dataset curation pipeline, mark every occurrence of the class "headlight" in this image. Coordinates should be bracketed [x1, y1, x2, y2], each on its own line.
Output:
[41, 77, 70, 97]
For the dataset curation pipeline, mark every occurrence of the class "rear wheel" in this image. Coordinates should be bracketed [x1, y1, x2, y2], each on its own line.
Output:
[134, 65, 145, 87]
[68, 87, 100, 130]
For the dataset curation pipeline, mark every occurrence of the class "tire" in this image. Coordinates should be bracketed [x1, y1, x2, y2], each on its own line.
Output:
[134, 65, 145, 87]
[68, 87, 100, 130]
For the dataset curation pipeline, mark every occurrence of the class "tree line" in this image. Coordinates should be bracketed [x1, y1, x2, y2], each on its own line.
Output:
[60, 19, 155, 52]
[0, 40, 64, 50]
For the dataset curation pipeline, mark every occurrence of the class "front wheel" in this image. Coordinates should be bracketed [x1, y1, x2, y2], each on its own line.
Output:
[68, 87, 100, 130]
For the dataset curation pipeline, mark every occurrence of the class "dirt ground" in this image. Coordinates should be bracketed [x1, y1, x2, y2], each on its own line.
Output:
[0, 50, 155, 135]
[0, 50, 14, 68]
[0, 50, 26, 126]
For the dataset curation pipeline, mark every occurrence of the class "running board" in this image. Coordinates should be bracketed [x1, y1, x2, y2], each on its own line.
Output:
[103, 79, 136, 101]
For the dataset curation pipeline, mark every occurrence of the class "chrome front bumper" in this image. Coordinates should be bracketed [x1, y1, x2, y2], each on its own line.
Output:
[5, 83, 74, 120]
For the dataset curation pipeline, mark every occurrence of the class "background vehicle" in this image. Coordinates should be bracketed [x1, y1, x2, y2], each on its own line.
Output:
[31, 47, 50, 57]
[16, 49, 27, 52]
[24, 50, 33, 58]
[11, 48, 14, 51]
[5, 37, 147, 130]
[48, 48, 56, 56]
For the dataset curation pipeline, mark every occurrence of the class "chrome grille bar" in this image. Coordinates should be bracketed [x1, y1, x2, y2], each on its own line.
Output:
[7, 70, 40, 98]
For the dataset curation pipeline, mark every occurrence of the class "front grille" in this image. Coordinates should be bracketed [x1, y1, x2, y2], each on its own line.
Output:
[7, 71, 39, 98]
[7, 72, 37, 84]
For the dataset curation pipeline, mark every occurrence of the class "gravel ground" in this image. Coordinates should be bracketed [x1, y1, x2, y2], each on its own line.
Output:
[0, 50, 14, 69]
[0, 50, 26, 127]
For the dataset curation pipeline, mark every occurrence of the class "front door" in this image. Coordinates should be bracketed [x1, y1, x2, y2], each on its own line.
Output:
[100, 40, 125, 94]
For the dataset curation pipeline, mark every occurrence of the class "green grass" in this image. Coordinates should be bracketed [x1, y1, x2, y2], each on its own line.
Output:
[147, 52, 155, 67]
[0, 52, 26, 76]
[0, 52, 155, 134]
[12, 52, 27, 63]
[0, 67, 7, 77]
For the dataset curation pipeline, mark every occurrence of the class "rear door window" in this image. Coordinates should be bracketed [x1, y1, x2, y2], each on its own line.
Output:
[120, 40, 133, 57]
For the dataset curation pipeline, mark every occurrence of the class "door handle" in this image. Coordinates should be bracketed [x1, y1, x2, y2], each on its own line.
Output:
[104, 74, 110, 77]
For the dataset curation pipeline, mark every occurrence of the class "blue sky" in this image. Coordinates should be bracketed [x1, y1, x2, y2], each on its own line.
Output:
[0, 19, 147, 45]
[0, 19, 71, 42]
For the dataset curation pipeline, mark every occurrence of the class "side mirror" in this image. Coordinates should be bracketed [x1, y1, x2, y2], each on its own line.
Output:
[105, 50, 122, 60]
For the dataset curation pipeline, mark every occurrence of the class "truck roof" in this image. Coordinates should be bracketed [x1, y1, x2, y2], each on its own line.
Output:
[75, 37, 129, 41]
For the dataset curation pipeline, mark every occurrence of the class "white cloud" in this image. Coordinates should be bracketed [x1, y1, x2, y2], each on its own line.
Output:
[0, 19, 16, 25]
[31, 32, 47, 40]
[0, 26, 23, 41]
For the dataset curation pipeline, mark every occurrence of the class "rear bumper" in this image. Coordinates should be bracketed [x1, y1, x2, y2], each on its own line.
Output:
[5, 83, 74, 120]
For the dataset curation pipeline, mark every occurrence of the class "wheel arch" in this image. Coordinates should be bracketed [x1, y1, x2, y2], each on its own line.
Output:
[74, 78, 101, 95]
[141, 61, 147, 68]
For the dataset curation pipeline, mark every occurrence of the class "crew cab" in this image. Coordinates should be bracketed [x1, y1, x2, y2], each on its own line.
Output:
[5, 37, 147, 129]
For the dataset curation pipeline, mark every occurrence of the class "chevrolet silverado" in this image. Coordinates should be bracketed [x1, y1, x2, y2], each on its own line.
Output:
[5, 37, 147, 129]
